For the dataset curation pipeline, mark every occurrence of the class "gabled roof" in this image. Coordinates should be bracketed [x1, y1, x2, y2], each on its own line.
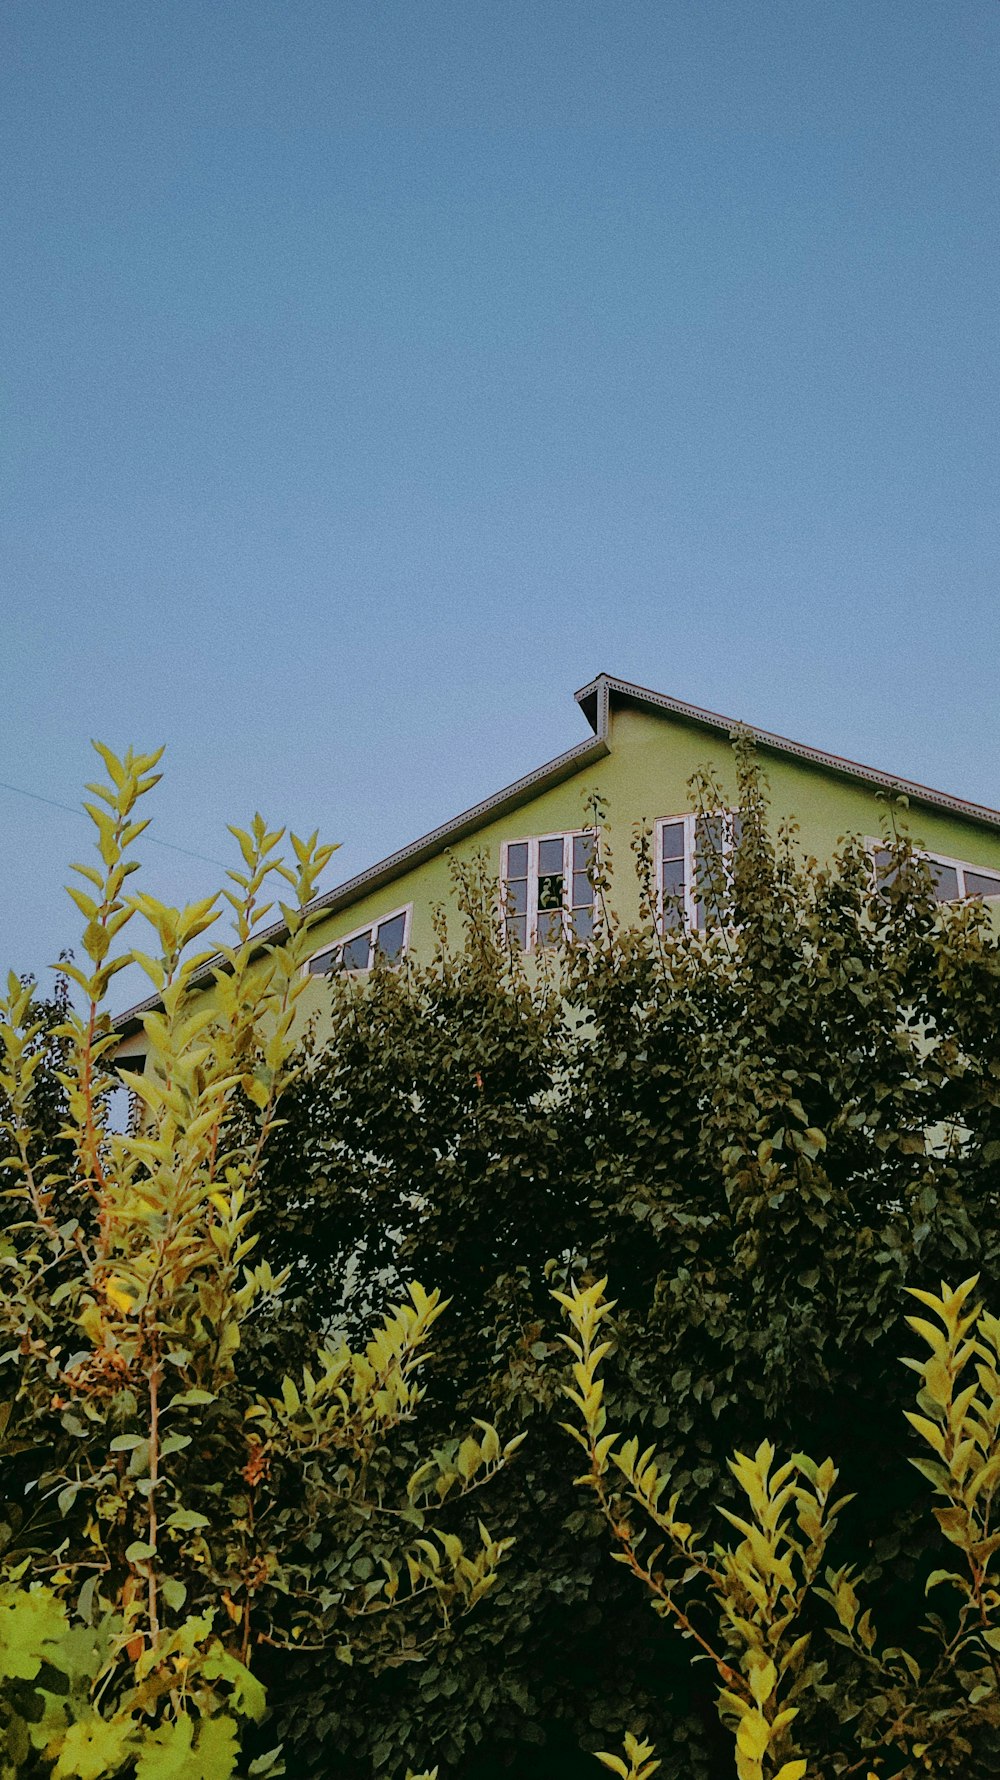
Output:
[576, 674, 1000, 829]
[115, 671, 1000, 1036]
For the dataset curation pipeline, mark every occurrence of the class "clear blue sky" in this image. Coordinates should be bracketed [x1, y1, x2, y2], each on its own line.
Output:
[3, 0, 999, 992]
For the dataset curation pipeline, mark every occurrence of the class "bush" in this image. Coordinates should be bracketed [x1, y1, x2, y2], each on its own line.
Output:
[559, 1271, 1000, 1778]
[248, 742, 1000, 1773]
[0, 746, 516, 1779]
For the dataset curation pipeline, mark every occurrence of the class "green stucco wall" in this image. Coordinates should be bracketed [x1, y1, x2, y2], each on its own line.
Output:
[289, 700, 1000, 1029]
[114, 697, 1000, 1059]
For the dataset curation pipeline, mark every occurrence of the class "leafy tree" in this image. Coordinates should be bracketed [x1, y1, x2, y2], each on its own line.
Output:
[248, 742, 1000, 1774]
[0, 746, 517, 1778]
[559, 1271, 1000, 1778]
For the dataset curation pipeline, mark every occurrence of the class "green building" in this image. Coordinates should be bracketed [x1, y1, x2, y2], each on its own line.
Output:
[114, 672, 1000, 1063]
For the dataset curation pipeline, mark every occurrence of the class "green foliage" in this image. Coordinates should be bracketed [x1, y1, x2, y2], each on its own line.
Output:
[0, 1579, 274, 1780]
[595, 1734, 660, 1780]
[0, 745, 516, 1777]
[247, 742, 1000, 1773]
[559, 1273, 1000, 1776]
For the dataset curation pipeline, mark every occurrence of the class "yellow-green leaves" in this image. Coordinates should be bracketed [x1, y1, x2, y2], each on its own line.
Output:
[901, 1276, 1000, 1602]
[50, 1713, 136, 1780]
[245, 1279, 519, 1637]
[565, 1273, 1000, 1779]
[595, 1732, 661, 1780]
[556, 1277, 850, 1780]
[0, 1582, 69, 1681]
[552, 1275, 617, 1453]
[0, 745, 520, 1778]
[557, 1275, 820, 1779]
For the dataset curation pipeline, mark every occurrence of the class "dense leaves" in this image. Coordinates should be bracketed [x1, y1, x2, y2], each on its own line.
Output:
[0, 746, 517, 1778]
[561, 1272, 1000, 1778]
[250, 743, 1000, 1775]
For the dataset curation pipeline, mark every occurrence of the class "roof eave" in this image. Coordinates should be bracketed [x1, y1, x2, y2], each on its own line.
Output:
[116, 670, 1000, 1040]
[577, 673, 1000, 833]
[114, 728, 610, 1036]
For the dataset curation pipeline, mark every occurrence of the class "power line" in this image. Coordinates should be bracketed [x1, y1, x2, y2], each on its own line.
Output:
[0, 778, 229, 871]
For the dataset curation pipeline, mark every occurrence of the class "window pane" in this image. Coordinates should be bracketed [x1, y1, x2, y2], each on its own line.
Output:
[308, 946, 340, 976]
[927, 859, 960, 901]
[341, 931, 372, 970]
[661, 821, 685, 861]
[505, 842, 528, 879]
[505, 914, 527, 949]
[963, 868, 1000, 900]
[570, 906, 594, 943]
[536, 909, 563, 947]
[537, 873, 564, 911]
[538, 837, 565, 875]
[661, 856, 685, 898]
[696, 814, 726, 864]
[872, 847, 898, 893]
[572, 870, 594, 908]
[573, 832, 597, 871]
[694, 816, 726, 927]
[374, 912, 406, 961]
[505, 877, 528, 914]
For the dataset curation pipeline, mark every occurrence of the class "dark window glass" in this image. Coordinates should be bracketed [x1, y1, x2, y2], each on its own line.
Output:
[374, 912, 406, 960]
[537, 876, 563, 911]
[537, 873, 563, 911]
[573, 832, 597, 871]
[506, 914, 527, 949]
[537, 838, 565, 911]
[964, 868, 1000, 900]
[341, 931, 372, 970]
[927, 859, 960, 901]
[308, 945, 341, 976]
[506, 842, 529, 879]
[572, 870, 593, 908]
[536, 909, 563, 947]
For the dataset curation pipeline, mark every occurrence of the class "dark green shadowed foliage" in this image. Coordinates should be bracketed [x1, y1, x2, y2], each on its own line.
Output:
[245, 742, 1000, 1777]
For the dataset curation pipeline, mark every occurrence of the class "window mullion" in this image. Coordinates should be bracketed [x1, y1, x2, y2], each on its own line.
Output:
[685, 815, 697, 926]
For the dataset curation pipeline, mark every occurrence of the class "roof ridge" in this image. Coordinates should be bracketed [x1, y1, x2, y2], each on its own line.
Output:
[577, 673, 1000, 829]
[115, 672, 1000, 1035]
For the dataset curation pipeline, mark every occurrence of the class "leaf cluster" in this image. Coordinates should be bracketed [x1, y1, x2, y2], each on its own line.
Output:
[0, 744, 517, 1778]
[246, 744, 1000, 1774]
[560, 1272, 1000, 1778]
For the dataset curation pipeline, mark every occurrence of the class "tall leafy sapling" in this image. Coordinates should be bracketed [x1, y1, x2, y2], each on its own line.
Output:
[0, 744, 519, 1778]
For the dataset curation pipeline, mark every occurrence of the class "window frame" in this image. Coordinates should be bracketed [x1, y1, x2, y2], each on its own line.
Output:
[867, 842, 1000, 905]
[303, 903, 413, 977]
[654, 811, 740, 932]
[500, 828, 599, 952]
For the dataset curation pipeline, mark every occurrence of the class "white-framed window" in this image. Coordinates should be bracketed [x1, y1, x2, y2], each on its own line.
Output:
[306, 905, 412, 975]
[501, 830, 597, 951]
[655, 812, 742, 931]
[870, 845, 1000, 905]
